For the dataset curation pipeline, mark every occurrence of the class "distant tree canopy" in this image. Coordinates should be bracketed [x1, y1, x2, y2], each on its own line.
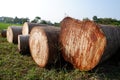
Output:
[14, 17, 29, 24]
[31, 16, 60, 27]
[40, 20, 53, 25]
[4, 16, 119, 27]
[54, 22, 60, 27]
[93, 16, 120, 26]
[0, 17, 14, 23]
[31, 16, 41, 23]
[0, 16, 29, 24]
[0, 16, 60, 27]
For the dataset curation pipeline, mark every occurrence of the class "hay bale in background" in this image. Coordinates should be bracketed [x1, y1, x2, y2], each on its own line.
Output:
[1, 29, 7, 37]
[18, 35, 30, 55]
[7, 26, 22, 44]
[29, 26, 61, 67]
[22, 22, 48, 35]
[59, 17, 120, 71]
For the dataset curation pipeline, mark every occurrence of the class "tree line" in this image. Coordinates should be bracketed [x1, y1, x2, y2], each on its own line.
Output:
[0, 16, 120, 27]
[0, 16, 60, 27]
[92, 16, 120, 26]
[0, 16, 29, 24]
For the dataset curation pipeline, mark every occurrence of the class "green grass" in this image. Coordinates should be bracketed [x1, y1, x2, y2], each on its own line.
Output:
[0, 22, 21, 30]
[0, 23, 120, 80]
[0, 34, 120, 80]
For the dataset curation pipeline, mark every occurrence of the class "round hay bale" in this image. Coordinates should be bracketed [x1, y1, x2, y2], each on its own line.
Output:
[18, 35, 30, 54]
[59, 17, 120, 71]
[22, 22, 48, 35]
[7, 26, 22, 44]
[1, 29, 7, 37]
[29, 26, 61, 67]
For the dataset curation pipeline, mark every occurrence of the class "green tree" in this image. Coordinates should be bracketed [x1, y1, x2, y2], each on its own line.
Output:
[21, 18, 30, 23]
[54, 22, 60, 27]
[14, 16, 19, 24]
[40, 20, 47, 24]
[92, 16, 120, 26]
[35, 16, 41, 20]
[93, 16, 98, 22]
[31, 16, 41, 23]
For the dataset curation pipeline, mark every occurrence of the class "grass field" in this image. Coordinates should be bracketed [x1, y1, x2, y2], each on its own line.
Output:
[0, 22, 21, 30]
[0, 22, 120, 80]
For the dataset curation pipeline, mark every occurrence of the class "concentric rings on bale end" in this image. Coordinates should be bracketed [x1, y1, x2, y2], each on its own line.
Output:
[60, 17, 106, 71]
[29, 27, 49, 67]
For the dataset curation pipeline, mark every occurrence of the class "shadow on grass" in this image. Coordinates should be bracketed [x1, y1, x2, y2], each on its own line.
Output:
[89, 51, 120, 80]
[20, 48, 120, 79]
[45, 55, 74, 72]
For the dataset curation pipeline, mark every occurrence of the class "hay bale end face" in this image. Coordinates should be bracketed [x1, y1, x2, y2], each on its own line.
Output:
[60, 17, 120, 71]
[1, 29, 7, 37]
[18, 35, 30, 54]
[29, 26, 60, 67]
[22, 22, 48, 35]
[7, 26, 22, 44]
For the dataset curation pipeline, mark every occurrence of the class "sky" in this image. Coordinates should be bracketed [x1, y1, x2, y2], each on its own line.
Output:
[0, 0, 120, 22]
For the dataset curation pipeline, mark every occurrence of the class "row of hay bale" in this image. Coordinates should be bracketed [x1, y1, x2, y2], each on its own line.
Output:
[1, 17, 120, 71]
[2, 22, 62, 68]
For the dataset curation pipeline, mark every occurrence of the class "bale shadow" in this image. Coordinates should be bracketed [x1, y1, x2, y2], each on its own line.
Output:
[89, 50, 120, 79]
[45, 53, 74, 72]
